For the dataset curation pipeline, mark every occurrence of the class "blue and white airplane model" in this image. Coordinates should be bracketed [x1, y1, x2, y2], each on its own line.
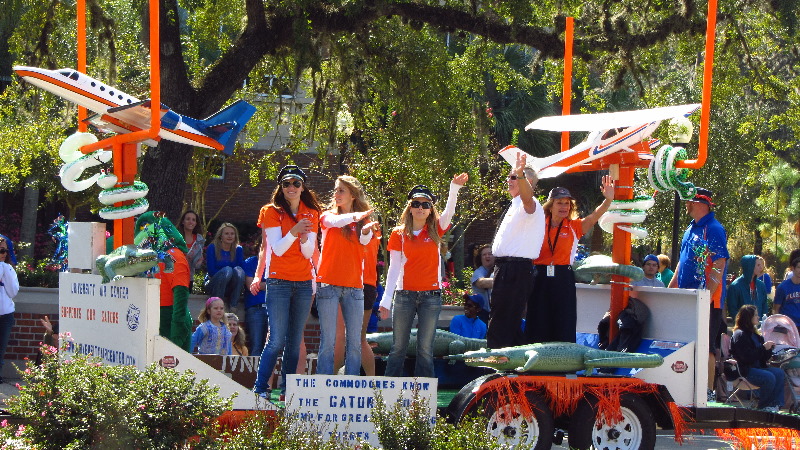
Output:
[13, 66, 256, 155]
[500, 103, 701, 178]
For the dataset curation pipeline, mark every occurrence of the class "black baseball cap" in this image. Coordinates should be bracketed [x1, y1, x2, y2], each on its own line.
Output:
[547, 187, 573, 200]
[407, 185, 436, 203]
[278, 165, 307, 183]
[688, 187, 715, 207]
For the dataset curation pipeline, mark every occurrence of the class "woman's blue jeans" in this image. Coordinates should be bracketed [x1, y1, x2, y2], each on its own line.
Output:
[316, 284, 364, 375]
[0, 313, 14, 373]
[205, 266, 245, 308]
[253, 279, 312, 394]
[384, 290, 442, 378]
[246, 304, 268, 357]
[747, 366, 785, 409]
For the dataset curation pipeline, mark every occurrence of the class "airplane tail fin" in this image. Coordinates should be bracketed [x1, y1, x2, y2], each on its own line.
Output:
[498, 145, 574, 179]
[197, 100, 257, 155]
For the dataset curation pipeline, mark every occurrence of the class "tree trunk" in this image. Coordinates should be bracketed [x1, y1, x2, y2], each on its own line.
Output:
[19, 179, 39, 260]
[754, 228, 763, 256]
[140, 140, 194, 222]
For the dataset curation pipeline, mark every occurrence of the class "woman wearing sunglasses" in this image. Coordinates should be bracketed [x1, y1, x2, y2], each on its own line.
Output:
[379, 173, 468, 378]
[315, 175, 378, 376]
[0, 236, 18, 383]
[252, 165, 321, 398]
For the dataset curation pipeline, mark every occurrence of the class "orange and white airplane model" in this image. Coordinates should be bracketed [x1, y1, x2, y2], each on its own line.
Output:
[13, 66, 256, 155]
[500, 103, 701, 178]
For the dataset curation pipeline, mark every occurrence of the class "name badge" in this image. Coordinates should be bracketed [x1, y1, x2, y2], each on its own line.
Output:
[547, 264, 555, 277]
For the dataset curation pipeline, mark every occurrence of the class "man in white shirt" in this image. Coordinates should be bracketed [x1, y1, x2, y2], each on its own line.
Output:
[486, 153, 545, 348]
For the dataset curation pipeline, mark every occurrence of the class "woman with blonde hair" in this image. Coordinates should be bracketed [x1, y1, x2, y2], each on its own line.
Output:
[379, 173, 468, 377]
[316, 175, 377, 375]
[225, 312, 249, 356]
[204, 223, 246, 311]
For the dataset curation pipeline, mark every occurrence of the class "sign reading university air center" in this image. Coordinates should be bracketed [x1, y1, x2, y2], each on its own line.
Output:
[58, 272, 160, 368]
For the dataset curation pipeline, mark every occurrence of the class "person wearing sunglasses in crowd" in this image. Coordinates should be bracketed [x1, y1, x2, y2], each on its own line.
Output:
[252, 165, 321, 398]
[486, 153, 545, 349]
[379, 173, 468, 378]
[0, 236, 18, 383]
[315, 175, 377, 376]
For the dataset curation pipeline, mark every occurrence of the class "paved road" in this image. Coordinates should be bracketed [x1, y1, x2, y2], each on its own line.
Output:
[554, 432, 734, 449]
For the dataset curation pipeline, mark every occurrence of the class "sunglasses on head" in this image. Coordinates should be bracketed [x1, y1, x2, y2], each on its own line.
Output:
[281, 180, 303, 188]
[410, 200, 432, 209]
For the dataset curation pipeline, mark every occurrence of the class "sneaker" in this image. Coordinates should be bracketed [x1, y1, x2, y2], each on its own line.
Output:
[707, 389, 716, 402]
[761, 406, 779, 413]
[253, 389, 271, 400]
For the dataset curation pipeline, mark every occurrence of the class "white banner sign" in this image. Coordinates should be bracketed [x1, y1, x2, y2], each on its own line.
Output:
[58, 272, 160, 368]
[285, 374, 438, 447]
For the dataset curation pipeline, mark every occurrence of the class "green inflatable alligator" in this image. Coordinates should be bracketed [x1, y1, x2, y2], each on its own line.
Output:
[96, 245, 159, 283]
[573, 254, 644, 284]
[446, 342, 663, 373]
[366, 329, 487, 357]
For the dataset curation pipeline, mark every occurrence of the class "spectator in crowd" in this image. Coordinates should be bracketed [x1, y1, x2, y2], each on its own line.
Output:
[316, 175, 376, 376]
[190, 297, 232, 355]
[668, 187, 728, 402]
[774, 257, 800, 328]
[730, 304, 784, 412]
[243, 240, 268, 356]
[0, 236, 17, 383]
[755, 255, 773, 298]
[487, 153, 544, 349]
[784, 249, 800, 280]
[727, 255, 769, 319]
[379, 174, 468, 378]
[450, 294, 487, 339]
[252, 165, 321, 398]
[530, 175, 615, 344]
[632, 254, 665, 288]
[656, 254, 674, 287]
[226, 312, 249, 356]
[470, 244, 495, 312]
[205, 223, 246, 314]
[177, 210, 206, 289]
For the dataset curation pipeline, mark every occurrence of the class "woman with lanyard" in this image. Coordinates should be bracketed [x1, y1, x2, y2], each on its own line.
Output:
[379, 173, 468, 378]
[251, 165, 321, 398]
[529, 175, 614, 344]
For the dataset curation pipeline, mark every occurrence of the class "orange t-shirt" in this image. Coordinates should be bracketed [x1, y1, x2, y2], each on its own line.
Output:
[387, 224, 446, 291]
[317, 212, 366, 289]
[533, 217, 584, 266]
[363, 230, 381, 287]
[157, 248, 191, 307]
[257, 203, 320, 282]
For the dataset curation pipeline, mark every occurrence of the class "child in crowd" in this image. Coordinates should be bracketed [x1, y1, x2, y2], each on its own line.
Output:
[190, 297, 232, 355]
[226, 312, 249, 356]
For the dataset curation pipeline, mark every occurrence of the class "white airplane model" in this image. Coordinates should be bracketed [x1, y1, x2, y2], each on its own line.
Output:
[13, 66, 256, 155]
[500, 103, 701, 179]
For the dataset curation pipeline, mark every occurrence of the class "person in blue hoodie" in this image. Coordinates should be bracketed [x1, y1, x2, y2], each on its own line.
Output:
[727, 254, 769, 319]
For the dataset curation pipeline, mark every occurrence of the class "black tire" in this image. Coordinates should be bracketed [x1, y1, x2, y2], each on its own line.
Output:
[476, 390, 555, 450]
[567, 393, 656, 450]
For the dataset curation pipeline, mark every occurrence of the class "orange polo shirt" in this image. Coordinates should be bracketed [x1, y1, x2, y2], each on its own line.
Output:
[363, 230, 381, 287]
[257, 203, 320, 281]
[533, 217, 584, 266]
[387, 224, 446, 291]
[317, 212, 366, 289]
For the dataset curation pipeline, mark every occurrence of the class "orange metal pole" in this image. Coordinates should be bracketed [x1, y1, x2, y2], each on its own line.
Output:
[561, 17, 574, 152]
[608, 166, 634, 340]
[76, 0, 87, 132]
[677, 0, 717, 169]
[149, 0, 160, 133]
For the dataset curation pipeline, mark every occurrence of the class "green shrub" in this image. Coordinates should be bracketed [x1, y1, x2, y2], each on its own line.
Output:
[1, 337, 232, 449]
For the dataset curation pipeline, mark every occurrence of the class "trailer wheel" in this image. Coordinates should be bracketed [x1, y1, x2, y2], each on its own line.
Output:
[567, 393, 656, 450]
[479, 391, 554, 449]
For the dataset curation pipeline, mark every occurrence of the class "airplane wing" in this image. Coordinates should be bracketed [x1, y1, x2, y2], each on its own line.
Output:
[525, 103, 701, 132]
[84, 112, 161, 147]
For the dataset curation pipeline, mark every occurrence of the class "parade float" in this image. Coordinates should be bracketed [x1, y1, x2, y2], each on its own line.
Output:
[14, 0, 800, 448]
